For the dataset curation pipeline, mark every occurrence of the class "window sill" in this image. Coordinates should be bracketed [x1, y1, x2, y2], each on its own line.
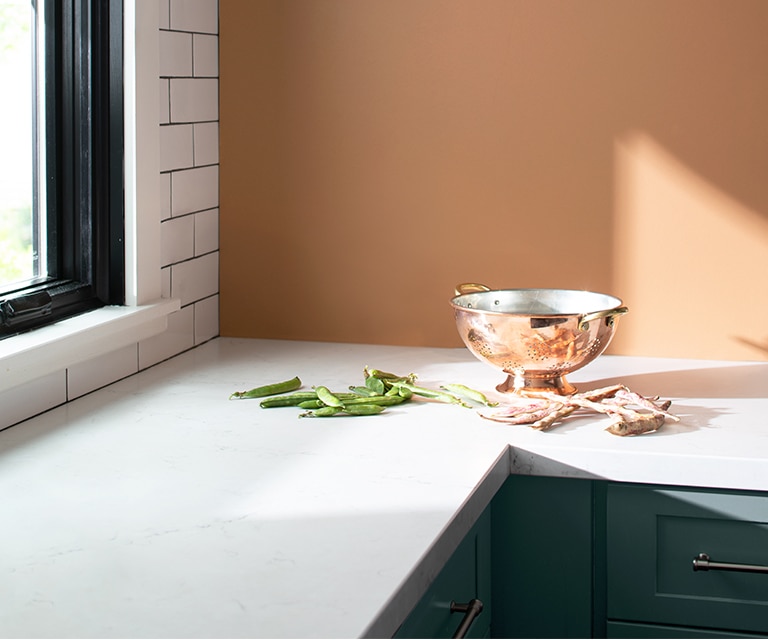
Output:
[0, 298, 180, 394]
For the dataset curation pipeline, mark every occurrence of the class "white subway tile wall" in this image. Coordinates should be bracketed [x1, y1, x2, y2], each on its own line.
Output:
[193, 34, 219, 77]
[159, 123, 194, 171]
[194, 207, 219, 256]
[170, 77, 219, 122]
[159, 30, 192, 77]
[161, 215, 195, 267]
[139, 304, 196, 370]
[0, 0, 220, 429]
[160, 173, 172, 218]
[159, 77, 171, 124]
[159, 0, 171, 30]
[67, 345, 139, 401]
[193, 122, 219, 165]
[169, 251, 219, 308]
[171, 165, 219, 215]
[0, 372, 67, 429]
[170, 0, 218, 34]
[145, 0, 220, 368]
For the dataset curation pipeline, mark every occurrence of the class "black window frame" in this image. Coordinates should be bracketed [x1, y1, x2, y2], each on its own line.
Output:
[0, 0, 124, 338]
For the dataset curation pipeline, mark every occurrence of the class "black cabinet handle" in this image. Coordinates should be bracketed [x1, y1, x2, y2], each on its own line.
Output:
[449, 598, 483, 639]
[693, 552, 768, 574]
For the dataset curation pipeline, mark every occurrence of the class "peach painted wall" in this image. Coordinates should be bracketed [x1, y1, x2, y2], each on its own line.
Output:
[220, 1, 768, 361]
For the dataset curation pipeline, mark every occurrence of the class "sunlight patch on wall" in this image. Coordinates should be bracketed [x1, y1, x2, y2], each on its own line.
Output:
[610, 132, 768, 361]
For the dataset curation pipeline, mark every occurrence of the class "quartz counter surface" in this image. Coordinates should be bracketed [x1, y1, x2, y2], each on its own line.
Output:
[2, 338, 767, 638]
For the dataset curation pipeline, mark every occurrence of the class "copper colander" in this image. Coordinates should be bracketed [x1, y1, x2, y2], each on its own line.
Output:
[450, 283, 628, 395]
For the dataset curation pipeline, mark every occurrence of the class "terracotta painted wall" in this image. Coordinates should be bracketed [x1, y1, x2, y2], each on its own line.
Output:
[220, 0, 768, 361]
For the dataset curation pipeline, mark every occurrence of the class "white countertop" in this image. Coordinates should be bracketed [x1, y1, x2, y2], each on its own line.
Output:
[2, 338, 767, 638]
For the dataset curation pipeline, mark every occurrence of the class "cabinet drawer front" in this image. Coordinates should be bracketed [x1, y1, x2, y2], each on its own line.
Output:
[607, 484, 768, 634]
[394, 509, 491, 639]
[607, 621, 768, 638]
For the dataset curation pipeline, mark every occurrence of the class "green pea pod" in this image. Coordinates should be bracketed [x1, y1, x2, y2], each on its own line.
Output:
[390, 382, 472, 408]
[259, 392, 320, 408]
[336, 392, 362, 400]
[314, 385, 344, 407]
[365, 376, 386, 395]
[343, 404, 385, 416]
[397, 385, 414, 399]
[349, 385, 379, 397]
[364, 367, 418, 386]
[299, 406, 343, 418]
[364, 367, 417, 383]
[297, 399, 324, 409]
[342, 395, 406, 406]
[230, 376, 302, 399]
[365, 367, 400, 379]
[440, 383, 499, 407]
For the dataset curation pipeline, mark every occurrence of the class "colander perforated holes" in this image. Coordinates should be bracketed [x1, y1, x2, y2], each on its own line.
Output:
[585, 339, 602, 356]
[503, 362, 525, 374]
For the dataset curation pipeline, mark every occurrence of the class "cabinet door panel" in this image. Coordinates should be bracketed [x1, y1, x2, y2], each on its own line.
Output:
[607, 484, 768, 635]
[394, 509, 491, 639]
[491, 475, 594, 639]
[657, 514, 768, 602]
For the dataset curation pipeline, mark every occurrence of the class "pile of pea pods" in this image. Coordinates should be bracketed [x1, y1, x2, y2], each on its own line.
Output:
[228, 367, 498, 418]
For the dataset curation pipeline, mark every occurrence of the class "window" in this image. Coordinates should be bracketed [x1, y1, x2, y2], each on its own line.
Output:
[0, 2, 35, 291]
[0, 0, 123, 338]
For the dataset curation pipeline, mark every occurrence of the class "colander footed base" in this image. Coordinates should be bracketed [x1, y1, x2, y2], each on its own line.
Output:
[496, 373, 577, 396]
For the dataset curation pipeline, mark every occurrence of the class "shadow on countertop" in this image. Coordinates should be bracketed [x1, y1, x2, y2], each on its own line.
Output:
[580, 362, 768, 399]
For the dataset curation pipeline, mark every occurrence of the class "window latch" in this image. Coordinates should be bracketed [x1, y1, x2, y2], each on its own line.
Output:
[0, 291, 53, 328]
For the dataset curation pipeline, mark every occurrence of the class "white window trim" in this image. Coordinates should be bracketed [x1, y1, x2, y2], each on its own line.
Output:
[0, 1, 180, 395]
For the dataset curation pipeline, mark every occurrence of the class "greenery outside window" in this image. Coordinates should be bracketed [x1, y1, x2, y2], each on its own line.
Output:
[0, 0, 124, 338]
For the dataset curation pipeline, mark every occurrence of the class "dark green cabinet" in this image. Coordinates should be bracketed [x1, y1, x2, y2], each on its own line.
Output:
[491, 474, 595, 639]
[393, 507, 492, 638]
[393, 474, 595, 639]
[605, 621, 767, 638]
[392, 476, 768, 638]
[605, 483, 768, 638]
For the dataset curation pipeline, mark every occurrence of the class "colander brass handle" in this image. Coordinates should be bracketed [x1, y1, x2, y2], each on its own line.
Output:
[455, 283, 491, 296]
[578, 306, 628, 331]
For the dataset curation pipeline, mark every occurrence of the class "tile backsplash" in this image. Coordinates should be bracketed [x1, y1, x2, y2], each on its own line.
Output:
[0, 0, 220, 430]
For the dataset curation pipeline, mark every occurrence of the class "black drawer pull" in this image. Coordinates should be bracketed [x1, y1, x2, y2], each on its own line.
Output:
[693, 552, 768, 574]
[449, 598, 483, 638]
